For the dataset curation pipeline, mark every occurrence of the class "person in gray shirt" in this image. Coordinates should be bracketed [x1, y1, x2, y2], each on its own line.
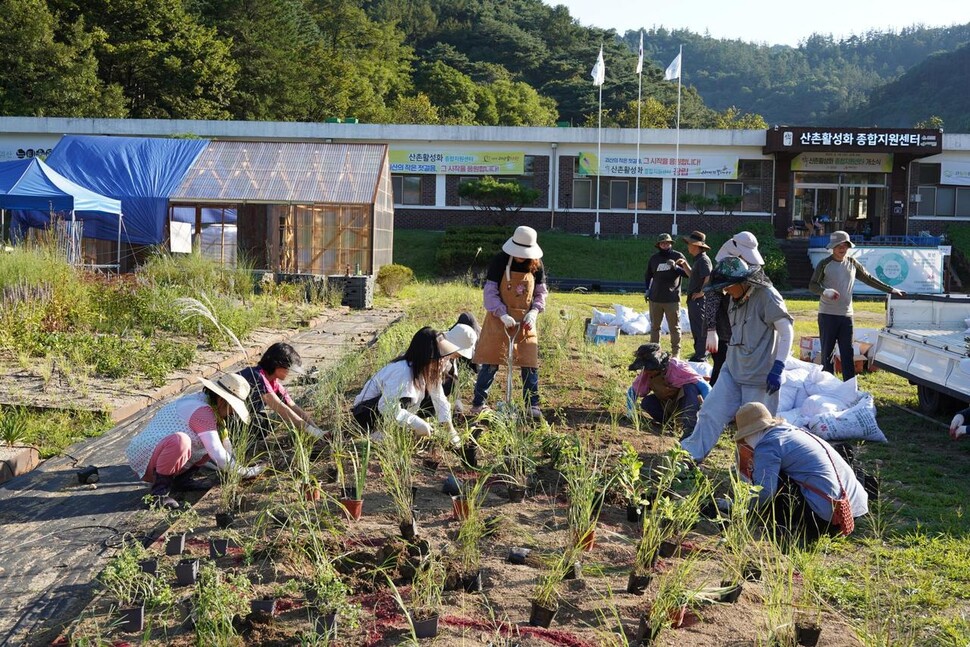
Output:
[734, 402, 868, 541]
[809, 230, 904, 380]
[681, 230, 713, 361]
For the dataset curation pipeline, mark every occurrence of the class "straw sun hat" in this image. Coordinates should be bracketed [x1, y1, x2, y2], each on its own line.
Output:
[502, 226, 543, 259]
[734, 402, 783, 442]
[199, 373, 252, 424]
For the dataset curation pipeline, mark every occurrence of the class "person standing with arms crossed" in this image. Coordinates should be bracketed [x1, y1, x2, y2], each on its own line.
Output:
[680, 231, 713, 362]
[644, 233, 687, 358]
[809, 230, 904, 381]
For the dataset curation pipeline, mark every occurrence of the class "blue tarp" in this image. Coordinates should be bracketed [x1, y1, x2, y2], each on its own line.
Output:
[44, 135, 208, 245]
[1, 157, 122, 213]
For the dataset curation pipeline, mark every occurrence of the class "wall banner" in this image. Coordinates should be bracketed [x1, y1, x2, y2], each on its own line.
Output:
[941, 161, 970, 186]
[792, 152, 893, 173]
[577, 152, 738, 179]
[390, 150, 524, 174]
[809, 247, 944, 294]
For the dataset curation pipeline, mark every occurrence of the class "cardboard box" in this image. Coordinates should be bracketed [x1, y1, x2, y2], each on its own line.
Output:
[835, 354, 868, 375]
[799, 336, 821, 362]
[586, 323, 619, 344]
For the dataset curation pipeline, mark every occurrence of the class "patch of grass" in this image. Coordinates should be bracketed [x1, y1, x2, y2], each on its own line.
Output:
[4, 406, 113, 458]
[392, 230, 443, 280]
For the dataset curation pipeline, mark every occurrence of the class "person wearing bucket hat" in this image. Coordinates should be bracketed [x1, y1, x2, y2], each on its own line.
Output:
[681, 231, 713, 362]
[679, 256, 793, 463]
[353, 326, 470, 446]
[644, 233, 688, 357]
[810, 230, 904, 381]
[126, 372, 265, 509]
[471, 226, 547, 418]
[419, 319, 479, 415]
[626, 343, 710, 434]
[704, 231, 767, 384]
[237, 343, 325, 449]
[733, 402, 868, 540]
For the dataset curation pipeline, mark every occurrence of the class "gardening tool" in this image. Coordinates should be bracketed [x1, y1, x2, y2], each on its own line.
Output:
[498, 321, 522, 415]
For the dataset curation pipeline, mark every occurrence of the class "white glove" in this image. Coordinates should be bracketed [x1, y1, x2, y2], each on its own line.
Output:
[892, 289, 905, 297]
[822, 288, 840, 300]
[706, 330, 719, 354]
[411, 417, 432, 437]
[238, 464, 265, 479]
[500, 314, 517, 328]
[444, 420, 462, 447]
[950, 414, 966, 440]
[305, 424, 327, 440]
[522, 310, 538, 331]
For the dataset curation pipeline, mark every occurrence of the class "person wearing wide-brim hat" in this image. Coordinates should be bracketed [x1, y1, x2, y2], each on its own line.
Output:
[353, 326, 475, 446]
[644, 232, 688, 357]
[733, 402, 868, 540]
[809, 230, 904, 381]
[418, 320, 479, 415]
[680, 231, 713, 362]
[679, 256, 793, 463]
[126, 372, 264, 509]
[627, 342, 710, 434]
[471, 226, 547, 418]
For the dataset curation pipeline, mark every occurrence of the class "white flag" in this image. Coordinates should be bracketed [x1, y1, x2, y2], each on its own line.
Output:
[635, 32, 644, 75]
[664, 52, 681, 81]
[591, 46, 605, 86]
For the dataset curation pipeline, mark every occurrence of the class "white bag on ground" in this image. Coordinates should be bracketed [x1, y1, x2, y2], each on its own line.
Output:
[686, 361, 712, 378]
[799, 394, 844, 419]
[777, 408, 803, 426]
[622, 313, 650, 335]
[807, 393, 888, 443]
[591, 308, 615, 325]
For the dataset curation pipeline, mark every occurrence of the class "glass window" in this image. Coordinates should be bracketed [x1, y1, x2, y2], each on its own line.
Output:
[738, 160, 767, 180]
[458, 176, 477, 207]
[684, 181, 705, 196]
[917, 187, 936, 216]
[572, 179, 592, 209]
[610, 180, 628, 209]
[391, 175, 421, 205]
[938, 187, 955, 216]
[742, 185, 762, 212]
[723, 182, 743, 196]
[958, 188, 970, 217]
[523, 155, 535, 176]
[918, 163, 941, 185]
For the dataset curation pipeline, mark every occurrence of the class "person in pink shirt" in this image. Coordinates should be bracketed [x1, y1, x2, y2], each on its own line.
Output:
[125, 373, 263, 509]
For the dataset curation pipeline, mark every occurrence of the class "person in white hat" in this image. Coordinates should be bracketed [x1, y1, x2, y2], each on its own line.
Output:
[703, 231, 766, 384]
[471, 226, 547, 418]
[126, 372, 264, 509]
[418, 317, 479, 415]
[352, 326, 473, 446]
[734, 402, 868, 540]
[809, 230, 904, 381]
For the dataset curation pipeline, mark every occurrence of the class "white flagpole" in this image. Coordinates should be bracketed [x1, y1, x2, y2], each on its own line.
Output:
[672, 45, 683, 236]
[633, 31, 643, 236]
[595, 79, 603, 237]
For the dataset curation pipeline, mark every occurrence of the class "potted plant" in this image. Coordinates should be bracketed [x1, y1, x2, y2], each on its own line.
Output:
[176, 557, 200, 586]
[163, 505, 200, 556]
[452, 475, 490, 591]
[209, 528, 238, 559]
[97, 541, 158, 633]
[528, 558, 563, 628]
[615, 442, 646, 522]
[377, 424, 419, 539]
[628, 513, 664, 595]
[192, 562, 252, 645]
[306, 560, 360, 638]
[648, 556, 703, 637]
[561, 440, 614, 553]
[478, 410, 538, 502]
[338, 436, 370, 521]
[408, 552, 446, 639]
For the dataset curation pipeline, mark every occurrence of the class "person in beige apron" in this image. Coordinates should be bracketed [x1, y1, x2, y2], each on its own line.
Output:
[470, 226, 547, 418]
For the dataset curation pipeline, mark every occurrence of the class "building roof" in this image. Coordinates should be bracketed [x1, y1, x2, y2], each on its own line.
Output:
[171, 141, 388, 204]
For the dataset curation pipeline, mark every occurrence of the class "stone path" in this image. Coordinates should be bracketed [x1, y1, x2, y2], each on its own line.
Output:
[0, 308, 402, 647]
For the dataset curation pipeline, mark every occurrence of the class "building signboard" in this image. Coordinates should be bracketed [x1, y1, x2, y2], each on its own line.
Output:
[389, 150, 524, 174]
[791, 152, 893, 173]
[809, 247, 944, 294]
[0, 134, 62, 162]
[941, 160, 970, 186]
[576, 151, 738, 178]
[765, 127, 941, 155]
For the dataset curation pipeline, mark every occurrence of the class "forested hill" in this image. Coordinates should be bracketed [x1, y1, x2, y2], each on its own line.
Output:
[627, 24, 970, 126]
[2, 0, 967, 130]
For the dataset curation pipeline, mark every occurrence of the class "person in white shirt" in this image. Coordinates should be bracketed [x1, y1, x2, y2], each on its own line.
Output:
[352, 326, 473, 446]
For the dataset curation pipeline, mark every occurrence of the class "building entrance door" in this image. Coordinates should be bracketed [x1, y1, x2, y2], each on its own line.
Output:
[792, 172, 887, 239]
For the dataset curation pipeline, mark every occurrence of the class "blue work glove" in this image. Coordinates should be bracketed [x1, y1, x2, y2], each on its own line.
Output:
[766, 360, 784, 395]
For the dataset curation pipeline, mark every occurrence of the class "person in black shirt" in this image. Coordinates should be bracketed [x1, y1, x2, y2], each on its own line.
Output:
[644, 233, 687, 357]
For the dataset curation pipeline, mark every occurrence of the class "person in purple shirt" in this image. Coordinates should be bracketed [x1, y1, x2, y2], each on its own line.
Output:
[734, 402, 868, 541]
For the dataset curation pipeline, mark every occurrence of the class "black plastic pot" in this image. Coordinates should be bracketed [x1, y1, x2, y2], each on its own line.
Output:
[528, 602, 557, 628]
[422, 457, 440, 472]
[634, 613, 653, 645]
[215, 511, 235, 529]
[795, 623, 822, 646]
[400, 517, 419, 542]
[412, 614, 439, 639]
[210, 537, 231, 559]
[165, 533, 186, 556]
[138, 558, 158, 577]
[508, 546, 531, 565]
[743, 563, 763, 582]
[461, 443, 478, 469]
[507, 484, 526, 503]
[442, 475, 462, 496]
[249, 598, 277, 621]
[462, 571, 483, 592]
[718, 580, 743, 603]
[626, 571, 651, 595]
[562, 561, 582, 580]
[315, 611, 337, 637]
[626, 503, 643, 523]
[118, 602, 144, 633]
[176, 558, 199, 586]
[658, 539, 680, 559]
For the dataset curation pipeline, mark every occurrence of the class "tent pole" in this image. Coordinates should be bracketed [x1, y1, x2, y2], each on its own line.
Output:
[117, 213, 122, 271]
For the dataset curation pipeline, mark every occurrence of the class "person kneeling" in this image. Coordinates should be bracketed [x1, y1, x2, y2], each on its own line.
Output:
[628, 343, 709, 435]
[734, 402, 867, 541]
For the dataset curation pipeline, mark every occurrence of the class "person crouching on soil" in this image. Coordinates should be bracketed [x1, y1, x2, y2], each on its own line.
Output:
[419, 317, 479, 416]
[470, 225, 547, 418]
[680, 256, 793, 463]
[125, 373, 265, 509]
[734, 402, 868, 542]
[238, 342, 325, 448]
[352, 326, 474, 446]
[628, 343, 710, 435]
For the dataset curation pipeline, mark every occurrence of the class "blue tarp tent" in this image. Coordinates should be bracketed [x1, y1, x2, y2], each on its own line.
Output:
[44, 135, 208, 245]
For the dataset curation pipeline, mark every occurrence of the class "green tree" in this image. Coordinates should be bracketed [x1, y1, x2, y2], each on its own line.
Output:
[457, 176, 540, 226]
[0, 0, 126, 117]
[615, 97, 674, 128]
[712, 106, 768, 129]
[388, 93, 440, 124]
[414, 61, 479, 124]
[489, 79, 557, 126]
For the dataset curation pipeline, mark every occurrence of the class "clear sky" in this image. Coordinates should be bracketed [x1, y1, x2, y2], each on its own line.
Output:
[547, 0, 970, 46]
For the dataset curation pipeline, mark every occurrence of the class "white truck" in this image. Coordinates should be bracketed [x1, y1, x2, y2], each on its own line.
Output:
[872, 294, 970, 414]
